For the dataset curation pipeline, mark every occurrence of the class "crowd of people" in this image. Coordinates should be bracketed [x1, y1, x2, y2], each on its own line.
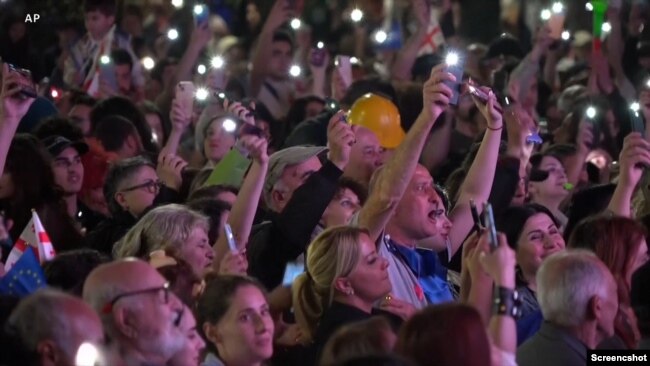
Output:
[0, 0, 650, 365]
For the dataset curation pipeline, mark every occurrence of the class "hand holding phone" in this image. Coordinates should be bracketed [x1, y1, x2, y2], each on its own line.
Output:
[443, 51, 464, 106]
[470, 199, 482, 234]
[335, 55, 353, 89]
[482, 203, 498, 252]
[7, 64, 37, 99]
[176, 81, 195, 118]
[193, 4, 209, 26]
[224, 223, 238, 252]
[282, 260, 305, 287]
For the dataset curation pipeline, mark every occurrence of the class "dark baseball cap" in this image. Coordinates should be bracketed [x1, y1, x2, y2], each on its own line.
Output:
[43, 135, 89, 157]
[483, 34, 525, 61]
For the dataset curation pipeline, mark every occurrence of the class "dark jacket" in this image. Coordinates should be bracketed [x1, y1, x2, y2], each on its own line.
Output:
[84, 185, 180, 257]
[247, 160, 343, 289]
[517, 321, 588, 366]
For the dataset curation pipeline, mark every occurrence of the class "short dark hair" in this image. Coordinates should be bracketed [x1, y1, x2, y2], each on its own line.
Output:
[93, 115, 137, 152]
[90, 96, 157, 153]
[110, 48, 133, 69]
[187, 199, 232, 243]
[336, 177, 368, 206]
[83, 0, 116, 16]
[103, 156, 155, 215]
[496, 203, 560, 251]
[32, 117, 84, 142]
[43, 249, 110, 296]
[67, 90, 97, 108]
[188, 184, 239, 202]
[273, 30, 295, 50]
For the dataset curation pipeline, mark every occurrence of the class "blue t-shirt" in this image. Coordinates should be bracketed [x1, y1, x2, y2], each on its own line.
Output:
[387, 240, 454, 304]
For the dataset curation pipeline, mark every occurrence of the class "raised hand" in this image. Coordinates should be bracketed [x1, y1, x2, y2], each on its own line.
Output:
[225, 99, 256, 126]
[479, 233, 516, 288]
[422, 64, 454, 121]
[265, 0, 293, 32]
[618, 132, 650, 189]
[238, 134, 269, 165]
[0, 63, 36, 123]
[326, 110, 355, 170]
[219, 249, 248, 275]
[169, 98, 192, 133]
[156, 154, 188, 191]
[471, 89, 503, 130]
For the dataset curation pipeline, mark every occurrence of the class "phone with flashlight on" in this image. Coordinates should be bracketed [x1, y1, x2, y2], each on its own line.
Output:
[443, 50, 464, 106]
[482, 203, 499, 252]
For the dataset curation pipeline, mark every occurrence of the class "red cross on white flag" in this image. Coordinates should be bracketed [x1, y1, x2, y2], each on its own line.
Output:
[4, 211, 56, 272]
[417, 11, 446, 56]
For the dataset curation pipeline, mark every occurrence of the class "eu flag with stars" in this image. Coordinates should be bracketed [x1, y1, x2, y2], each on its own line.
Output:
[0, 247, 46, 297]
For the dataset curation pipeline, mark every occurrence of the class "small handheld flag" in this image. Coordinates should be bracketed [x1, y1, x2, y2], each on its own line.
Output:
[4, 210, 56, 272]
[0, 247, 46, 297]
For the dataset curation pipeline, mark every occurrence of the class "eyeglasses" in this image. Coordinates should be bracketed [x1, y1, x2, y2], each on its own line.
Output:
[120, 180, 163, 194]
[101, 282, 170, 314]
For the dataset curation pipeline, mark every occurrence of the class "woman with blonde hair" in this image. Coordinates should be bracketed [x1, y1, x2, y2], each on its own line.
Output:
[292, 226, 405, 365]
[113, 204, 214, 276]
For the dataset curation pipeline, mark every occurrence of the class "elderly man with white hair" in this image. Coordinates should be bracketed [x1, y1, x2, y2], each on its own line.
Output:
[517, 250, 619, 366]
[83, 259, 186, 366]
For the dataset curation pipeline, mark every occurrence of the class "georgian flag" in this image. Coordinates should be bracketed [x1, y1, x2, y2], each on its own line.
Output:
[4, 211, 56, 272]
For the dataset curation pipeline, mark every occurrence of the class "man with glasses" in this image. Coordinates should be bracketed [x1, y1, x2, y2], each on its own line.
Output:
[44, 135, 103, 233]
[83, 259, 185, 366]
[85, 155, 184, 256]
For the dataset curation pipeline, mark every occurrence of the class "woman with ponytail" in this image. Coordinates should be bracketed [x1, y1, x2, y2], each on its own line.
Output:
[292, 226, 401, 365]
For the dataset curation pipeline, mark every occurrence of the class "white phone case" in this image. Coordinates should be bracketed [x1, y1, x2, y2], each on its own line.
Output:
[335, 56, 353, 89]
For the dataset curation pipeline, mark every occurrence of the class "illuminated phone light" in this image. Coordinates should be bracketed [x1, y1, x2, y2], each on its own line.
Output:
[211, 56, 224, 69]
[350, 57, 360, 65]
[445, 52, 459, 66]
[374, 30, 388, 44]
[197, 64, 206, 75]
[289, 65, 302, 77]
[75, 343, 99, 366]
[350, 8, 363, 22]
[222, 119, 237, 132]
[631, 102, 641, 112]
[586, 106, 597, 119]
[601, 22, 612, 34]
[195, 87, 209, 101]
[193, 4, 204, 15]
[167, 28, 179, 40]
[99, 55, 110, 64]
[585, 2, 593, 11]
[317, 41, 325, 49]
[171, 0, 183, 8]
[217, 92, 226, 100]
[561, 31, 571, 40]
[540, 9, 551, 21]
[551, 2, 563, 13]
[646, 79, 650, 88]
[290, 18, 301, 30]
[152, 130, 159, 144]
[142, 57, 155, 70]
[51, 89, 59, 99]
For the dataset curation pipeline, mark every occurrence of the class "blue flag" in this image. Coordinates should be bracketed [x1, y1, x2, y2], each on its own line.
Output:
[0, 247, 46, 297]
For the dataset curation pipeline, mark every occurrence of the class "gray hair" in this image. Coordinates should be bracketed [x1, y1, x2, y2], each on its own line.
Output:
[113, 204, 209, 259]
[7, 289, 78, 359]
[537, 250, 610, 327]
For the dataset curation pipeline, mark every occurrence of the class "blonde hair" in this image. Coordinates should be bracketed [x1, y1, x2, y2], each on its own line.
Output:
[113, 204, 209, 259]
[292, 226, 368, 342]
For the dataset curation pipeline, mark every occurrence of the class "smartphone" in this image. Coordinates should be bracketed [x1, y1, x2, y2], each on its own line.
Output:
[224, 223, 237, 252]
[444, 51, 464, 106]
[98, 56, 119, 92]
[547, 11, 565, 40]
[492, 69, 509, 101]
[335, 55, 353, 88]
[7, 64, 37, 99]
[470, 199, 482, 234]
[176, 81, 195, 117]
[194, 4, 209, 26]
[482, 203, 498, 251]
[584, 105, 601, 150]
[282, 260, 305, 287]
[630, 102, 645, 135]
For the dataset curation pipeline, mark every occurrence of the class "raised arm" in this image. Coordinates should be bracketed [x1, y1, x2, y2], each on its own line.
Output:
[607, 133, 650, 217]
[359, 64, 453, 241]
[0, 64, 35, 176]
[250, 1, 291, 96]
[445, 91, 503, 256]
[508, 26, 551, 110]
[606, 5, 636, 101]
[390, 0, 431, 82]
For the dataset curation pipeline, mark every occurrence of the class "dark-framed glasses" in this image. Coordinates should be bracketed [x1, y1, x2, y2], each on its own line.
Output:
[101, 282, 170, 314]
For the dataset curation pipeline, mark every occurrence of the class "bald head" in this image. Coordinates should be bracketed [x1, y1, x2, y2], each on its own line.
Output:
[83, 259, 166, 312]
